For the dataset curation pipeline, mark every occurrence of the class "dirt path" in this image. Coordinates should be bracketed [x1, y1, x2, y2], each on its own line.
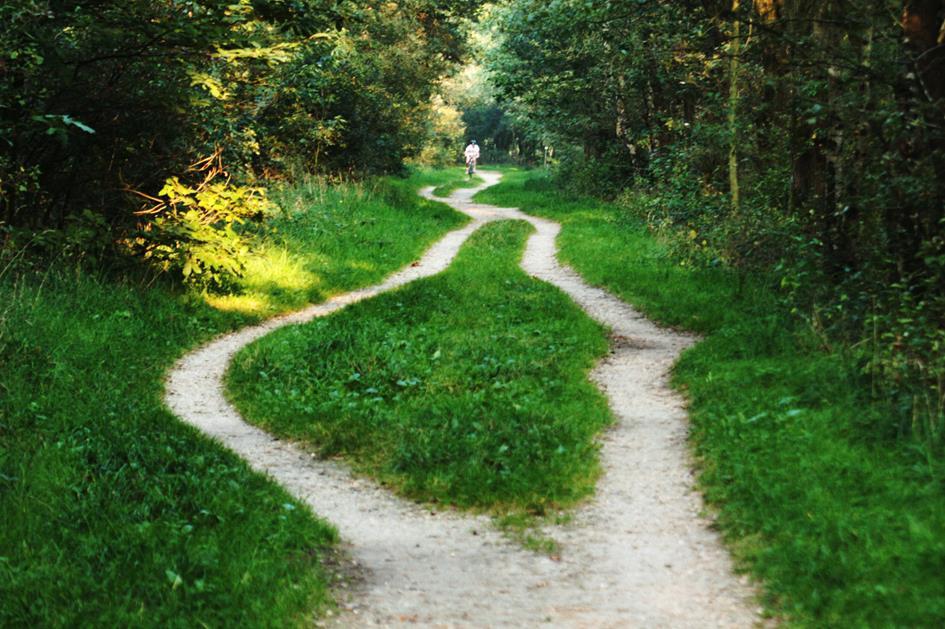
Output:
[165, 173, 762, 627]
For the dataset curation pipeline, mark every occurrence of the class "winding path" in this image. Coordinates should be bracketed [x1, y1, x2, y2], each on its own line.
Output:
[165, 173, 762, 627]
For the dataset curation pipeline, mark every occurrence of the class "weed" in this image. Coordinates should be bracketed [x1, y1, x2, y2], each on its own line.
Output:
[494, 511, 570, 557]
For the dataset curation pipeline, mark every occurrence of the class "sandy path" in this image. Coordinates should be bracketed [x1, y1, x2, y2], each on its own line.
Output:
[165, 173, 762, 627]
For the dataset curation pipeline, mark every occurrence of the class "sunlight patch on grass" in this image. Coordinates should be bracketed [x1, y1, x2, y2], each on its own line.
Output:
[244, 247, 327, 291]
[220, 172, 467, 317]
[203, 293, 272, 315]
[345, 260, 378, 272]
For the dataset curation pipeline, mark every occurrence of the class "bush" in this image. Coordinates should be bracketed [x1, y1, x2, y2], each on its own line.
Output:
[128, 158, 273, 291]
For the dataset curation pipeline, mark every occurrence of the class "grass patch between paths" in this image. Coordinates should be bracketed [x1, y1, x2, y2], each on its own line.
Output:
[476, 168, 945, 626]
[227, 220, 612, 515]
[429, 168, 483, 198]
[0, 170, 464, 626]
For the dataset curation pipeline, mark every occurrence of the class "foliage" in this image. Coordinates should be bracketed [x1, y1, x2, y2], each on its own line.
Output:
[227, 220, 611, 514]
[1, 0, 480, 266]
[438, 33, 541, 164]
[486, 0, 945, 454]
[477, 168, 945, 626]
[414, 96, 467, 167]
[129, 156, 274, 290]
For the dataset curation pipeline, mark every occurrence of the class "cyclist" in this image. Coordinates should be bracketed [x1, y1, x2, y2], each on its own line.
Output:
[464, 139, 480, 176]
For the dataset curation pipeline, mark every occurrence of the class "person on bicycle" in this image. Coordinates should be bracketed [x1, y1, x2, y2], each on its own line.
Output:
[464, 140, 480, 176]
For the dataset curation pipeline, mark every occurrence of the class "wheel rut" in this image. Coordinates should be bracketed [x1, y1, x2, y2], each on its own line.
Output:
[165, 172, 762, 627]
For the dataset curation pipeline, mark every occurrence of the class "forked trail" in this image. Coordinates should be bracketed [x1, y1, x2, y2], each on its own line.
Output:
[165, 173, 761, 627]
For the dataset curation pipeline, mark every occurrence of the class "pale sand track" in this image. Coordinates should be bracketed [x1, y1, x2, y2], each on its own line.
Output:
[165, 172, 762, 627]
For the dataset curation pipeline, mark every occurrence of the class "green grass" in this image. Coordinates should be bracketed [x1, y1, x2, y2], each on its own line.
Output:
[210, 173, 466, 316]
[227, 221, 612, 514]
[427, 168, 483, 198]
[477, 168, 945, 626]
[0, 171, 464, 626]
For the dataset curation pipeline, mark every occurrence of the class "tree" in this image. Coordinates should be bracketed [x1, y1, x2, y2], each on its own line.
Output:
[1, 0, 480, 267]
[486, 0, 945, 444]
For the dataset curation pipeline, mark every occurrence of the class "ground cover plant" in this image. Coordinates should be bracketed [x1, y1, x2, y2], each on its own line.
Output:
[0, 171, 463, 626]
[476, 169, 945, 626]
[0, 271, 336, 627]
[227, 220, 612, 514]
[212, 172, 468, 316]
[429, 169, 484, 198]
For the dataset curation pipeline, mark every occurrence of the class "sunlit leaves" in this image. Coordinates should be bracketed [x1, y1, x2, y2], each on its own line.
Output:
[1, 0, 479, 257]
[132, 168, 274, 289]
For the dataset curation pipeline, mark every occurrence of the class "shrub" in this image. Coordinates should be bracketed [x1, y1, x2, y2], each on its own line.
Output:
[129, 156, 273, 290]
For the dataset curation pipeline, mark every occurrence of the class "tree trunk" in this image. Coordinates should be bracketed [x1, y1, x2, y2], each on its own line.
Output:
[898, 0, 945, 258]
[728, 0, 742, 211]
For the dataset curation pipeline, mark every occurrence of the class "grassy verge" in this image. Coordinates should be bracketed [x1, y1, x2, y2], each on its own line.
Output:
[0, 172, 463, 626]
[476, 168, 945, 625]
[210, 173, 466, 316]
[227, 221, 611, 516]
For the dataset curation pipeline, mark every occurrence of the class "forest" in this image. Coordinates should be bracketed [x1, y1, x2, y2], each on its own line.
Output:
[480, 0, 945, 455]
[3, 0, 945, 626]
[1, 0, 477, 285]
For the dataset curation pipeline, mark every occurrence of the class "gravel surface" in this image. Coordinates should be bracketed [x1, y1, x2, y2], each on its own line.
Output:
[165, 173, 763, 627]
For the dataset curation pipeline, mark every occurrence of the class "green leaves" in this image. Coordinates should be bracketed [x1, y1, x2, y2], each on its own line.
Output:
[165, 569, 184, 590]
[30, 114, 96, 138]
[133, 166, 274, 290]
[3, 0, 479, 263]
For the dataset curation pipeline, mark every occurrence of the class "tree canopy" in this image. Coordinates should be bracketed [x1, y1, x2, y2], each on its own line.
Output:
[485, 0, 945, 449]
[1, 0, 479, 274]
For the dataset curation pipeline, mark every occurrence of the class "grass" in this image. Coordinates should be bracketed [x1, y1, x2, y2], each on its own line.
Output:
[428, 168, 483, 197]
[210, 172, 467, 316]
[476, 168, 945, 626]
[0, 170, 464, 626]
[227, 220, 612, 515]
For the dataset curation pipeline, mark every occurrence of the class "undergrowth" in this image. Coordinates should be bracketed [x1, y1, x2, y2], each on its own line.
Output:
[475, 168, 945, 626]
[0, 170, 463, 625]
[227, 220, 612, 516]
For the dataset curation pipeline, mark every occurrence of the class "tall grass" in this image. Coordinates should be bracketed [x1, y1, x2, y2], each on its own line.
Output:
[0, 170, 466, 625]
[476, 168, 945, 626]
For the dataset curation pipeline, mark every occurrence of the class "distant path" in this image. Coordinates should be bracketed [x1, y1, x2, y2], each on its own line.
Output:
[165, 172, 762, 627]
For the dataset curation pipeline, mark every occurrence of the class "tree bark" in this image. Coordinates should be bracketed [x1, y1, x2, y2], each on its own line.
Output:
[728, 0, 742, 211]
[902, 1, 945, 108]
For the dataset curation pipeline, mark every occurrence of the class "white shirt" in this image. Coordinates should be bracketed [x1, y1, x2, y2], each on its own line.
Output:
[464, 143, 480, 161]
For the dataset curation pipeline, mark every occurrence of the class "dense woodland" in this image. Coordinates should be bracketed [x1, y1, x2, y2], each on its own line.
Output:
[1, 0, 477, 284]
[482, 0, 945, 456]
